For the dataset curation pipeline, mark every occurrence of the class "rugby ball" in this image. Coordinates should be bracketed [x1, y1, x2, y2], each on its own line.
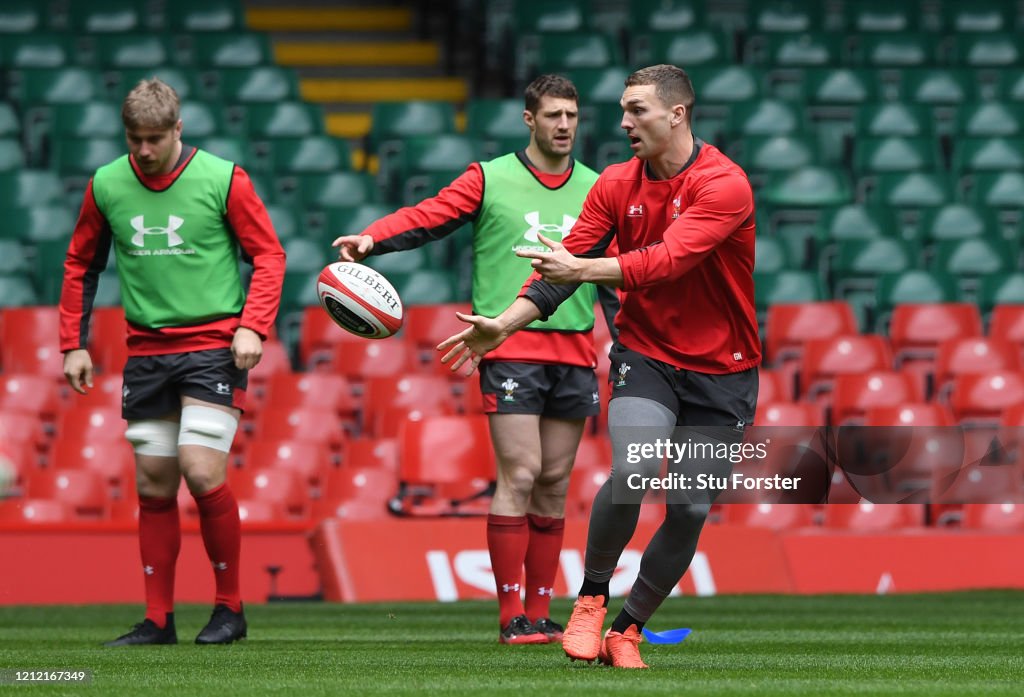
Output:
[316, 262, 404, 339]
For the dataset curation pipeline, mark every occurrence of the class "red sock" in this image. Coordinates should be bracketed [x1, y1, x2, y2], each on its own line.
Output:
[524, 514, 565, 621]
[193, 483, 241, 612]
[487, 514, 529, 626]
[138, 495, 180, 627]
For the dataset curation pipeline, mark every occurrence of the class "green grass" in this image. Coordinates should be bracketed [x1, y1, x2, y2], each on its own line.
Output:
[1, 593, 1023, 695]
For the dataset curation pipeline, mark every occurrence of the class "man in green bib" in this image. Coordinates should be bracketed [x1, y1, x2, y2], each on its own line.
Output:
[333, 75, 615, 644]
[59, 79, 286, 646]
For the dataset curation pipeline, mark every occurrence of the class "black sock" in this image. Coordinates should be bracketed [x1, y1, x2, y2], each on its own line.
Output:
[578, 579, 610, 605]
[611, 608, 644, 634]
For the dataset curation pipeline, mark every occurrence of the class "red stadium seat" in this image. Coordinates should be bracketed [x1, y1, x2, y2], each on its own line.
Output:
[363, 375, 458, 436]
[934, 337, 1021, 392]
[889, 303, 982, 363]
[49, 439, 135, 487]
[932, 460, 1024, 504]
[799, 335, 893, 399]
[254, 407, 345, 451]
[262, 373, 358, 432]
[0, 499, 71, 523]
[949, 371, 1024, 424]
[372, 403, 456, 438]
[720, 503, 817, 530]
[574, 436, 611, 471]
[237, 499, 286, 523]
[764, 302, 858, 366]
[0, 439, 38, 491]
[989, 305, 1024, 358]
[55, 406, 127, 443]
[297, 307, 364, 368]
[827, 469, 863, 504]
[318, 465, 397, 519]
[864, 403, 953, 427]
[961, 503, 1024, 530]
[403, 303, 472, 359]
[329, 340, 412, 382]
[565, 465, 608, 518]
[229, 467, 308, 517]
[822, 502, 925, 530]
[0, 409, 46, 450]
[0, 307, 62, 378]
[0, 373, 61, 420]
[831, 371, 922, 425]
[343, 436, 398, 472]
[247, 338, 294, 397]
[460, 380, 486, 415]
[758, 368, 792, 408]
[754, 402, 824, 427]
[88, 306, 128, 374]
[25, 468, 108, 518]
[241, 439, 333, 486]
[396, 415, 495, 515]
[68, 373, 124, 411]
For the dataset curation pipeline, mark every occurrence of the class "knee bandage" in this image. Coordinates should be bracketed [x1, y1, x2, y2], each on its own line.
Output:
[177, 405, 239, 453]
[125, 419, 180, 457]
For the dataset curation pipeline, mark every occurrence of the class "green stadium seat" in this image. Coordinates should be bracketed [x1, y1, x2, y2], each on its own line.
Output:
[0, 140, 25, 172]
[10, 67, 103, 105]
[996, 72, 1024, 102]
[954, 103, 1024, 137]
[316, 204, 394, 249]
[466, 99, 526, 140]
[193, 136, 252, 169]
[735, 135, 819, 173]
[567, 66, 631, 104]
[754, 33, 839, 66]
[853, 137, 938, 174]
[511, 0, 585, 33]
[951, 137, 1024, 174]
[977, 273, 1024, 313]
[855, 103, 932, 138]
[291, 172, 377, 210]
[386, 135, 481, 183]
[803, 68, 878, 104]
[92, 34, 171, 68]
[169, 0, 245, 32]
[900, 69, 974, 105]
[761, 166, 852, 207]
[113, 68, 204, 101]
[368, 101, 456, 151]
[0, 35, 73, 69]
[875, 271, 959, 317]
[931, 238, 1015, 277]
[0, 206, 73, 243]
[68, 0, 145, 33]
[180, 101, 231, 138]
[631, 30, 732, 67]
[749, 1, 821, 33]
[51, 102, 122, 139]
[521, 33, 620, 75]
[950, 34, 1022, 67]
[270, 136, 350, 174]
[400, 169, 469, 208]
[0, 240, 32, 274]
[189, 33, 272, 68]
[246, 102, 324, 138]
[93, 270, 122, 307]
[264, 204, 301, 241]
[967, 172, 1024, 209]
[844, 0, 913, 32]
[0, 104, 19, 138]
[217, 67, 299, 103]
[391, 270, 460, 305]
[51, 138, 123, 175]
[0, 275, 39, 307]
[592, 140, 635, 172]
[0, 171, 64, 207]
[853, 34, 935, 67]
[280, 269, 319, 310]
[940, 1, 1012, 32]
[917, 204, 995, 242]
[754, 236, 794, 274]
[868, 172, 953, 209]
[630, 0, 702, 31]
[819, 203, 898, 241]
[365, 246, 430, 275]
[754, 270, 824, 311]
[282, 238, 328, 273]
[0, 0, 42, 33]
[688, 66, 761, 103]
[726, 99, 803, 137]
[829, 238, 918, 299]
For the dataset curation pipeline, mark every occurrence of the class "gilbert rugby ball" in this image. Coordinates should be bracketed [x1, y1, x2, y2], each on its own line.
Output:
[316, 262, 404, 339]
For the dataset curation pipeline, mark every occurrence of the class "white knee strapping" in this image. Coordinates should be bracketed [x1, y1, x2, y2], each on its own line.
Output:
[177, 405, 239, 453]
[125, 419, 180, 457]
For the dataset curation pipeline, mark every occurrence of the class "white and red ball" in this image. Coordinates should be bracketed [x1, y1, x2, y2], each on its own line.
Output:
[316, 262, 404, 339]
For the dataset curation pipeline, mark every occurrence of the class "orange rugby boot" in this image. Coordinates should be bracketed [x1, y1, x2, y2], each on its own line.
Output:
[598, 624, 649, 669]
[561, 595, 607, 662]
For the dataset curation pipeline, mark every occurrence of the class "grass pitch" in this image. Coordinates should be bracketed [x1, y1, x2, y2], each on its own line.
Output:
[0, 592, 1022, 696]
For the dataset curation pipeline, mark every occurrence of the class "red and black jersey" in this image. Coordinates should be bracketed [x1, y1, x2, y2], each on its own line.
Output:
[363, 158, 600, 367]
[523, 139, 760, 374]
[59, 146, 286, 356]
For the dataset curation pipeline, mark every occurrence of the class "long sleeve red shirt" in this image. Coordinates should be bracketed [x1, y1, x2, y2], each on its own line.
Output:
[523, 140, 761, 374]
[60, 146, 286, 356]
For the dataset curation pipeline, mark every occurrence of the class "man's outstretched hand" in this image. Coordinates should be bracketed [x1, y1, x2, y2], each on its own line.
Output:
[436, 312, 508, 377]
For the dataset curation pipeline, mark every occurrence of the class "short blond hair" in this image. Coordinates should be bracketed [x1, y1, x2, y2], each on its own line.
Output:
[122, 78, 180, 130]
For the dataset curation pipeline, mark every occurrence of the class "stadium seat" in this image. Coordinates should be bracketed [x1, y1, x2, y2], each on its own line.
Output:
[831, 371, 921, 425]
[0, 374, 60, 421]
[263, 373, 358, 433]
[631, 29, 732, 67]
[189, 33, 271, 67]
[952, 137, 1024, 174]
[216, 67, 299, 103]
[822, 503, 924, 531]
[749, 0, 821, 32]
[758, 368, 791, 406]
[854, 103, 931, 141]
[403, 303, 473, 359]
[687, 66, 761, 103]
[55, 406, 127, 443]
[628, 0, 702, 31]
[967, 172, 1024, 210]
[949, 372, 1024, 425]
[396, 415, 495, 516]
[247, 339, 293, 388]
[87, 306, 128, 374]
[291, 172, 376, 210]
[869, 172, 953, 210]
[874, 272, 959, 324]
[865, 403, 953, 428]
[368, 101, 456, 149]
[9, 67, 104, 105]
[754, 270, 825, 310]
[26, 468, 108, 518]
[69, 373, 124, 411]
[179, 101, 231, 138]
[0, 307, 62, 378]
[0, 0, 42, 33]
[0, 276, 39, 307]
[246, 102, 324, 139]
[229, 467, 308, 518]
[565, 66, 633, 104]
[940, 1, 1012, 32]
[754, 402, 823, 427]
[828, 238, 918, 301]
[802, 68, 879, 105]
[989, 305, 1024, 356]
[389, 270, 461, 306]
[0, 104, 19, 138]
[344, 437, 399, 473]
[329, 340, 412, 382]
[954, 102, 1024, 137]
[978, 274, 1024, 315]
[51, 102, 122, 140]
[362, 375, 458, 437]
[932, 460, 1024, 505]
[852, 34, 935, 67]
[270, 136, 351, 174]
[192, 136, 252, 169]
[899, 69, 974, 105]
[934, 338, 1021, 390]
[0, 499, 70, 523]
[297, 306, 368, 367]
[0, 409, 46, 450]
[112, 68, 204, 101]
[917, 204, 996, 243]
[50, 439, 134, 488]
[67, 0, 146, 32]
[241, 439, 333, 487]
[961, 503, 1024, 530]
[720, 503, 817, 530]
[726, 99, 804, 137]
[565, 465, 608, 518]
[92, 34, 171, 68]
[318, 465, 396, 520]
[764, 301, 858, 366]
[254, 407, 345, 451]
[889, 303, 983, 366]
[0, 34, 73, 68]
[52, 138, 127, 175]
[466, 98, 526, 142]
[736, 135, 819, 173]
[949, 33, 1021, 68]
[0, 140, 25, 172]
[761, 166, 853, 207]
[520, 32, 620, 75]
[169, 0, 245, 32]
[852, 137, 937, 174]
[799, 335, 893, 398]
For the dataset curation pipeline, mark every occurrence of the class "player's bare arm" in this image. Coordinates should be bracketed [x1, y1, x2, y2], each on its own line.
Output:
[437, 298, 543, 376]
[231, 327, 263, 370]
[62, 349, 94, 394]
[517, 232, 624, 287]
[331, 234, 374, 262]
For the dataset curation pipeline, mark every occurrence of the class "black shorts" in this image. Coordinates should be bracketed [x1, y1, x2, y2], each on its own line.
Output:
[479, 361, 600, 419]
[607, 342, 758, 429]
[122, 348, 247, 420]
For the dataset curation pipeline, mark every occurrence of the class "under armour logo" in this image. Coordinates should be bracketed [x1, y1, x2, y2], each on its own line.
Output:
[537, 587, 554, 596]
[627, 204, 644, 217]
[215, 382, 231, 395]
[143, 565, 154, 575]
[213, 561, 228, 571]
[501, 583, 520, 593]
[130, 214, 184, 248]
[523, 211, 576, 243]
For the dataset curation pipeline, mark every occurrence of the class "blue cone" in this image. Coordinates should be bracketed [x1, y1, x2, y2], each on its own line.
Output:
[641, 627, 692, 644]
